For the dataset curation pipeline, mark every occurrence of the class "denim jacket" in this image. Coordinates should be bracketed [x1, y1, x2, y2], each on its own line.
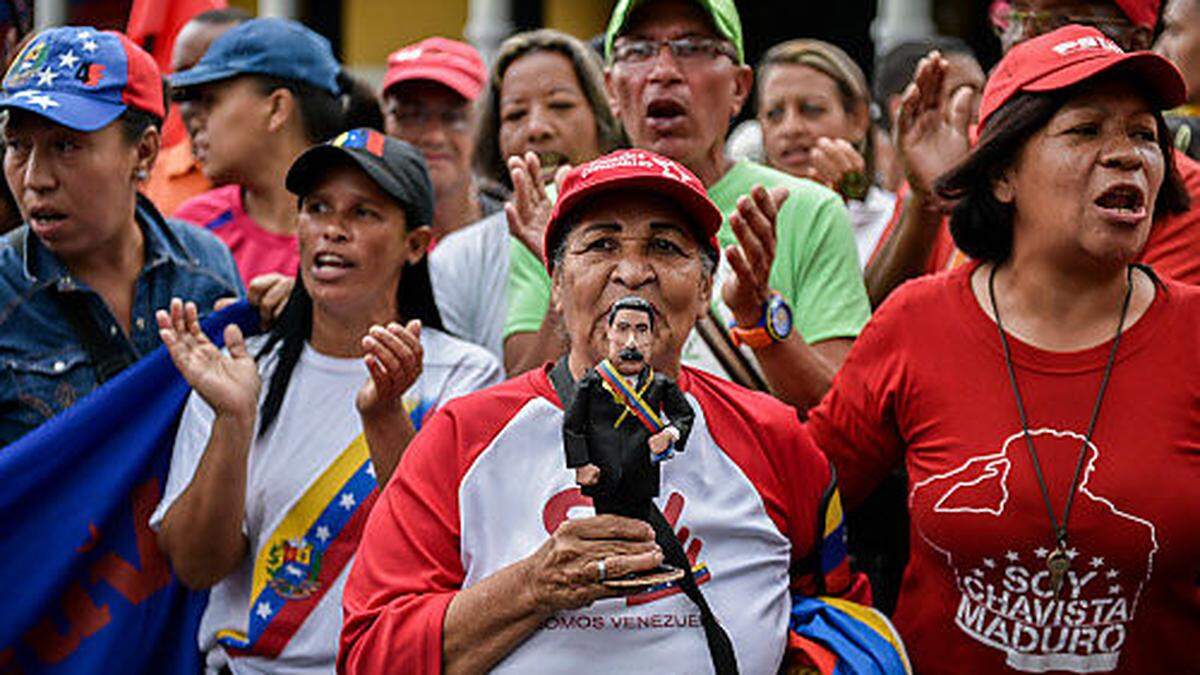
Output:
[0, 195, 244, 447]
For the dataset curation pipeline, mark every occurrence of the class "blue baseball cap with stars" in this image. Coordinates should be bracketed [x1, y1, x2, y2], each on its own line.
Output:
[0, 26, 164, 132]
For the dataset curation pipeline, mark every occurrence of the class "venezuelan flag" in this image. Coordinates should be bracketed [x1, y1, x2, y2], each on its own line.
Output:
[787, 594, 911, 675]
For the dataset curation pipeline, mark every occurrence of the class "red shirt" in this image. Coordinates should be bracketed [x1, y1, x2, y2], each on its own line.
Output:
[174, 185, 299, 284]
[1138, 150, 1200, 284]
[808, 263, 1200, 674]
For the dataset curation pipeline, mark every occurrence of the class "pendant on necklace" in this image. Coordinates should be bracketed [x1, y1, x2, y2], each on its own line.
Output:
[1047, 547, 1070, 598]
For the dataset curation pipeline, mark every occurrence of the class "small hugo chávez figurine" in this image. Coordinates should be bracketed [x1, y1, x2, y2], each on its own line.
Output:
[563, 296, 695, 562]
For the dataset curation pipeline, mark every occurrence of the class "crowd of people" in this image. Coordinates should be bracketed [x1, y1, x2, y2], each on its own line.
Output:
[1, 0, 1198, 673]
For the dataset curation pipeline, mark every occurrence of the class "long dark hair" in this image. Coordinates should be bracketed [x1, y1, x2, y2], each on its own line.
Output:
[253, 255, 445, 437]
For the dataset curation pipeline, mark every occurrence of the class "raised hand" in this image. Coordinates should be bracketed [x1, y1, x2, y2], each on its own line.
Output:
[505, 151, 568, 259]
[721, 185, 790, 326]
[805, 137, 869, 200]
[356, 319, 423, 420]
[894, 51, 974, 199]
[157, 298, 260, 420]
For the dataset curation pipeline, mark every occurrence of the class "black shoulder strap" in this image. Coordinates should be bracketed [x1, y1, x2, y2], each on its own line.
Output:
[694, 308, 768, 392]
[646, 506, 739, 674]
[53, 289, 135, 384]
[548, 356, 739, 674]
[16, 225, 135, 383]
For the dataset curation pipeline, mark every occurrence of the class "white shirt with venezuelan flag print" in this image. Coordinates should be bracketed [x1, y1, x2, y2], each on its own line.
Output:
[150, 329, 502, 674]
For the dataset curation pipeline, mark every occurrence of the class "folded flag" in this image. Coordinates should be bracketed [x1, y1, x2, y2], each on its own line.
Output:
[0, 302, 258, 673]
[787, 595, 912, 675]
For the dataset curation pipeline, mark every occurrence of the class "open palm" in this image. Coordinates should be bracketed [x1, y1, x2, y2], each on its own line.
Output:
[157, 298, 261, 418]
[895, 52, 973, 197]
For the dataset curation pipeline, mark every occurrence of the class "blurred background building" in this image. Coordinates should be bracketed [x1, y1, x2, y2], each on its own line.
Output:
[24, 0, 1003, 87]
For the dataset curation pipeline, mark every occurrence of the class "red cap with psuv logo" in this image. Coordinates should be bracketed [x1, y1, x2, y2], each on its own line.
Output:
[977, 24, 1185, 137]
[543, 149, 722, 271]
[1113, 0, 1159, 29]
[381, 37, 485, 101]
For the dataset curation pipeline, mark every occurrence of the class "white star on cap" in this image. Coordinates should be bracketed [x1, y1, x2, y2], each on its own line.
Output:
[339, 492, 356, 510]
[57, 50, 79, 70]
[255, 601, 273, 619]
[27, 94, 58, 110]
[315, 525, 331, 542]
[1005, 550, 1019, 562]
[35, 68, 58, 86]
[81, 39, 98, 53]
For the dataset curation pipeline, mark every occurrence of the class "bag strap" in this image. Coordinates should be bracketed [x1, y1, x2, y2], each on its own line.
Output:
[694, 308, 768, 392]
[646, 504, 739, 674]
[13, 226, 135, 383]
[549, 358, 739, 674]
[53, 289, 135, 384]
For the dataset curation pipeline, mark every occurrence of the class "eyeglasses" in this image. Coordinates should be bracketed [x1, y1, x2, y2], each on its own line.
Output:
[989, 1, 1138, 48]
[611, 36, 737, 67]
[386, 106, 473, 134]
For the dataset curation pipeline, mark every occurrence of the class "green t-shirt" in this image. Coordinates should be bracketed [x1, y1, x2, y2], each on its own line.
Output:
[504, 159, 870, 347]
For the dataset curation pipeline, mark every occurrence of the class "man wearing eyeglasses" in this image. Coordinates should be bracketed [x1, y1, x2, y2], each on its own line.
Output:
[381, 38, 504, 241]
[505, 0, 871, 412]
[869, 0, 1200, 302]
[609, 0, 874, 412]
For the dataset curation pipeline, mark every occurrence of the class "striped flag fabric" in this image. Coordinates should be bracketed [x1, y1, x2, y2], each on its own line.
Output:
[0, 302, 258, 674]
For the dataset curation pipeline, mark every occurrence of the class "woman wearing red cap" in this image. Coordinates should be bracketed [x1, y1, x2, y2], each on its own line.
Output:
[340, 149, 906, 675]
[808, 25, 1199, 673]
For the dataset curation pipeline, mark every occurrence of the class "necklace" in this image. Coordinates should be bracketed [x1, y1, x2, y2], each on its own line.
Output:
[987, 264, 1134, 598]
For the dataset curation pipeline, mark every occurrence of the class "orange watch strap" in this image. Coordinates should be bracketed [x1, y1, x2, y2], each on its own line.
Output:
[729, 325, 774, 349]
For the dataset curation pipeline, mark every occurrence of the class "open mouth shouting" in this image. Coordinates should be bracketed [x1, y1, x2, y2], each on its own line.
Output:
[645, 97, 689, 134]
[311, 251, 356, 282]
[1092, 183, 1148, 227]
[27, 205, 69, 239]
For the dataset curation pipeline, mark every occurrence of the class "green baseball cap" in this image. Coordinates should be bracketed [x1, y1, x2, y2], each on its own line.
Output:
[604, 0, 744, 64]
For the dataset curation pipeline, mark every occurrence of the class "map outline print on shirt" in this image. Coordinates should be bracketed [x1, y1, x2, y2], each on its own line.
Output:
[910, 428, 1159, 673]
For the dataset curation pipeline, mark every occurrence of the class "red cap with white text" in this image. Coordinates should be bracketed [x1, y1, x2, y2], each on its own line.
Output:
[543, 149, 722, 271]
[977, 24, 1185, 137]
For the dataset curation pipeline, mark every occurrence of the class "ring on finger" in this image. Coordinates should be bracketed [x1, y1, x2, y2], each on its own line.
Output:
[596, 558, 608, 583]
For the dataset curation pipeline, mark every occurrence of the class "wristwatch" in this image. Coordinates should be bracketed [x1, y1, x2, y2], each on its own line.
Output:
[729, 292, 793, 349]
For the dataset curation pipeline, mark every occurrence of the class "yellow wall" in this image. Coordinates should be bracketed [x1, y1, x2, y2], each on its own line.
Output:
[224, 0, 617, 69]
[544, 0, 616, 41]
[343, 0, 470, 66]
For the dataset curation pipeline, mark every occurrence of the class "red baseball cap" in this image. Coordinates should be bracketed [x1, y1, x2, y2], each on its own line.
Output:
[543, 149, 722, 271]
[381, 37, 485, 101]
[1114, 0, 1159, 29]
[977, 24, 1185, 136]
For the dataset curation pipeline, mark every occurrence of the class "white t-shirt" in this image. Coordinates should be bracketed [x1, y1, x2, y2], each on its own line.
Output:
[429, 212, 510, 359]
[150, 328, 502, 675]
[846, 185, 896, 270]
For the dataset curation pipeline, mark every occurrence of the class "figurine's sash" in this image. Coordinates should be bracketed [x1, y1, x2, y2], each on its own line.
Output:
[596, 359, 665, 434]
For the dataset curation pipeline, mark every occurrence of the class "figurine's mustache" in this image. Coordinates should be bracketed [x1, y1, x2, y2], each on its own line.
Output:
[618, 347, 644, 363]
